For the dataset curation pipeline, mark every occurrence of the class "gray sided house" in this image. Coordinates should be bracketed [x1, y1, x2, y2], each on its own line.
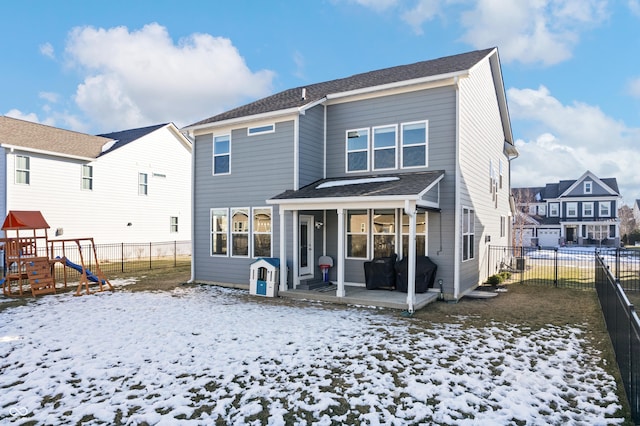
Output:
[512, 171, 621, 248]
[183, 47, 517, 310]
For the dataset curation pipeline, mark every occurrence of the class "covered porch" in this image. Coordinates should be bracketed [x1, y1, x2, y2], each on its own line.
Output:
[268, 171, 445, 313]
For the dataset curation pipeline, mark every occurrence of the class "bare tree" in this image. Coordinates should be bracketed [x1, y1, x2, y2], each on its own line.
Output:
[618, 204, 636, 245]
[511, 188, 537, 248]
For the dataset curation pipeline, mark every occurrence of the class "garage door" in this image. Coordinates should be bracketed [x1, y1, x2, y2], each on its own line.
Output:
[538, 229, 560, 247]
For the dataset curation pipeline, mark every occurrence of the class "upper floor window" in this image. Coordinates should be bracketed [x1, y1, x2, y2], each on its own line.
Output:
[599, 202, 610, 217]
[583, 202, 594, 217]
[170, 216, 178, 233]
[247, 124, 274, 136]
[373, 126, 397, 170]
[401, 121, 427, 168]
[549, 203, 559, 217]
[462, 207, 475, 261]
[82, 165, 93, 190]
[584, 181, 592, 194]
[346, 129, 369, 172]
[138, 173, 148, 195]
[213, 135, 231, 175]
[566, 202, 577, 217]
[15, 155, 30, 184]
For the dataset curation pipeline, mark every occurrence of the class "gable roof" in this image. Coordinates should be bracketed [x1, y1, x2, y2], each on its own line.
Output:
[2, 210, 50, 230]
[512, 171, 620, 200]
[97, 123, 168, 156]
[186, 48, 496, 129]
[0, 116, 112, 159]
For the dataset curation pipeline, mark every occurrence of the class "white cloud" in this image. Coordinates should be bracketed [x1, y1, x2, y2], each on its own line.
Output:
[402, 0, 442, 35]
[39, 42, 54, 59]
[39, 91, 59, 103]
[351, 0, 398, 11]
[628, 77, 640, 98]
[509, 86, 640, 205]
[460, 0, 608, 65]
[629, 0, 640, 16]
[64, 23, 275, 131]
[5, 109, 42, 123]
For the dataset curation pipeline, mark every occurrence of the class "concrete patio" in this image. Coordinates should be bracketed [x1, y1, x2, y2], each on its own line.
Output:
[278, 284, 440, 311]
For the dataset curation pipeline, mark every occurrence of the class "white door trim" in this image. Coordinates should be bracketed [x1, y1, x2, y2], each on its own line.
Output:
[299, 215, 314, 277]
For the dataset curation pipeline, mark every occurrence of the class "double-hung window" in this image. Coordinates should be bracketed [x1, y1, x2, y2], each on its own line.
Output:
[15, 155, 30, 184]
[372, 126, 397, 170]
[401, 121, 427, 168]
[211, 209, 228, 256]
[170, 216, 179, 233]
[566, 202, 577, 217]
[213, 135, 231, 175]
[231, 208, 249, 257]
[583, 202, 594, 217]
[599, 202, 610, 217]
[253, 208, 272, 257]
[462, 207, 475, 261]
[401, 212, 426, 257]
[138, 173, 148, 195]
[82, 165, 93, 190]
[372, 209, 395, 258]
[346, 129, 369, 172]
[584, 181, 592, 194]
[347, 210, 368, 258]
[549, 203, 559, 217]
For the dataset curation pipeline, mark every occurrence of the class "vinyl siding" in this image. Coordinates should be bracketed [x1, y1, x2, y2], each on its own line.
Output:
[192, 120, 296, 284]
[4, 126, 192, 245]
[299, 105, 325, 187]
[325, 87, 458, 287]
[457, 56, 511, 295]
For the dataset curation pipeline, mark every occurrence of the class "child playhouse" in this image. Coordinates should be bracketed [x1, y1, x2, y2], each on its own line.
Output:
[0, 210, 112, 297]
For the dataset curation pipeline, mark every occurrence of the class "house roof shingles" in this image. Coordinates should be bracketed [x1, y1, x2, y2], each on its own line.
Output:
[270, 171, 445, 202]
[97, 123, 167, 156]
[0, 116, 112, 158]
[188, 48, 495, 127]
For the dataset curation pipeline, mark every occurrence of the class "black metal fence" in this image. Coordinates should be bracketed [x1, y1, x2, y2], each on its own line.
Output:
[488, 246, 640, 291]
[595, 253, 640, 424]
[39, 240, 191, 281]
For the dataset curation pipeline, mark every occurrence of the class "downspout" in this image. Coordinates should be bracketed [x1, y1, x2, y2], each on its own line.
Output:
[404, 200, 416, 313]
[183, 130, 196, 284]
[453, 76, 461, 300]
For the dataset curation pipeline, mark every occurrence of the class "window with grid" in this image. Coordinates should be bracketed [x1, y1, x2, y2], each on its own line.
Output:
[15, 155, 30, 184]
[138, 173, 148, 195]
[211, 209, 228, 256]
[462, 207, 475, 261]
[231, 208, 249, 257]
[170, 216, 178, 233]
[252, 208, 272, 258]
[82, 165, 93, 190]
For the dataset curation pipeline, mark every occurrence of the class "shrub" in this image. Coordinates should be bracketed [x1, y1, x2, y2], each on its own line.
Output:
[486, 274, 503, 285]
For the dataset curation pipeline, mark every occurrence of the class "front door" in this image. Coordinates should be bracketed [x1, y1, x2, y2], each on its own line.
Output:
[299, 215, 314, 276]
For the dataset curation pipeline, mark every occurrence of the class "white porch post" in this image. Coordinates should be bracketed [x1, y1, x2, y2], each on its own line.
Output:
[279, 208, 287, 292]
[404, 200, 416, 313]
[292, 211, 299, 288]
[337, 207, 345, 297]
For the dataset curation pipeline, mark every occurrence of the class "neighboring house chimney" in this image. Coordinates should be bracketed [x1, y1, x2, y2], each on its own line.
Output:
[301, 87, 306, 100]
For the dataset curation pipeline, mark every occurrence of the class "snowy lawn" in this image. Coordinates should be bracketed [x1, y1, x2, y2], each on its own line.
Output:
[0, 283, 625, 425]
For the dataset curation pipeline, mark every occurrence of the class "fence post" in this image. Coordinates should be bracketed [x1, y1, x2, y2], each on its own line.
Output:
[149, 242, 152, 270]
[554, 247, 558, 287]
[121, 243, 125, 273]
[174, 240, 177, 267]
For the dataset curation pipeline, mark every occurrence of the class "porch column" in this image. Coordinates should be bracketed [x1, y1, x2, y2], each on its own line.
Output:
[279, 208, 287, 291]
[293, 212, 299, 288]
[336, 207, 345, 297]
[404, 201, 416, 312]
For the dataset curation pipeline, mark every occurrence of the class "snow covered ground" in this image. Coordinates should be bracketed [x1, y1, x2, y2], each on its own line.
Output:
[0, 282, 625, 425]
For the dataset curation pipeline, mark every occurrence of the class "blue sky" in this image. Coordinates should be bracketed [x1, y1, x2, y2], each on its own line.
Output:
[1, 0, 639, 204]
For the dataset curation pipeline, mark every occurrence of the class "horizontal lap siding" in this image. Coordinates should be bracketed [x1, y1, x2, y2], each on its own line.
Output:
[458, 57, 511, 294]
[325, 87, 458, 287]
[299, 105, 325, 187]
[193, 121, 295, 284]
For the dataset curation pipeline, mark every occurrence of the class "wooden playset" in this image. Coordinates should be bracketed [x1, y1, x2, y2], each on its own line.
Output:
[1, 211, 112, 297]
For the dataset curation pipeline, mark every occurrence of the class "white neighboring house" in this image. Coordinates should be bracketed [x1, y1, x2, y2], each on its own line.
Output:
[0, 116, 192, 245]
